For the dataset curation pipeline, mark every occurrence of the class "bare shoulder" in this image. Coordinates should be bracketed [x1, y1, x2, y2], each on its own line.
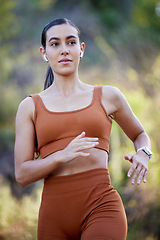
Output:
[102, 85, 124, 101]
[16, 97, 35, 122]
[101, 85, 126, 115]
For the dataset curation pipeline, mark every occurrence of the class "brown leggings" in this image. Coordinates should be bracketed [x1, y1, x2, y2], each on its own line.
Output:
[38, 168, 127, 240]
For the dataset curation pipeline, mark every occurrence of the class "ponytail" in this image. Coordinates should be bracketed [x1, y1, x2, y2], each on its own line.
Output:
[44, 66, 54, 90]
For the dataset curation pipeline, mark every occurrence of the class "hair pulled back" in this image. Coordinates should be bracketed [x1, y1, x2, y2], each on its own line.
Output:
[41, 18, 81, 90]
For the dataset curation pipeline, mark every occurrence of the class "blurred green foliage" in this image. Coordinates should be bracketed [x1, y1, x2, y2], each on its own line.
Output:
[0, 178, 41, 239]
[0, 0, 160, 239]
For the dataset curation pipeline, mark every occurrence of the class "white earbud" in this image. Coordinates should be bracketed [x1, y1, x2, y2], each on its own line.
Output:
[80, 51, 83, 58]
[44, 54, 49, 62]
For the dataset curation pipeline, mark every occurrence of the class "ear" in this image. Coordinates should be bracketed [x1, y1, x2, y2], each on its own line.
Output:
[80, 42, 85, 58]
[40, 47, 48, 62]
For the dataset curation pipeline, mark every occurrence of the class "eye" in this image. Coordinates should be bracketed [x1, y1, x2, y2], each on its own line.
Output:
[68, 40, 76, 45]
[51, 42, 59, 47]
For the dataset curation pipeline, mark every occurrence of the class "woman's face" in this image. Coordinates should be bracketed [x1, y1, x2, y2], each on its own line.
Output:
[43, 24, 85, 77]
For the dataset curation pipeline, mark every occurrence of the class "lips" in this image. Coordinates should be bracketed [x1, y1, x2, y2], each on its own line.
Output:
[58, 58, 72, 64]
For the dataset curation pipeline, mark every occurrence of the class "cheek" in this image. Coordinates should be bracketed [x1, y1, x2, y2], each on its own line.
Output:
[46, 46, 57, 57]
[73, 48, 81, 60]
[48, 50, 57, 59]
[72, 45, 81, 55]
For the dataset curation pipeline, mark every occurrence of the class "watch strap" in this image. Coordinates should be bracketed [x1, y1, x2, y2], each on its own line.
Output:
[137, 147, 153, 159]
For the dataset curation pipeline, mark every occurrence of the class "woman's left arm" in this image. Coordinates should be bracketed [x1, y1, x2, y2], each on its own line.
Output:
[102, 86, 152, 185]
[124, 132, 151, 185]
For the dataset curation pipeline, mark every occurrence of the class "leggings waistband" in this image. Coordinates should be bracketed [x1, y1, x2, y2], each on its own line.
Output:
[43, 168, 111, 194]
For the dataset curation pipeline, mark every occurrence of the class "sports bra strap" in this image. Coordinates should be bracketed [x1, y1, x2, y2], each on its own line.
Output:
[93, 85, 103, 103]
[29, 85, 103, 120]
[29, 94, 39, 122]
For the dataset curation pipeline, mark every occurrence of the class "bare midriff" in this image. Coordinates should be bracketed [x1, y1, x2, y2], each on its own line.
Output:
[49, 148, 109, 177]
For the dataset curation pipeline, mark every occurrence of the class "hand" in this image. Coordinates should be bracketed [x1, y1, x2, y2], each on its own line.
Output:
[124, 151, 149, 185]
[57, 132, 99, 164]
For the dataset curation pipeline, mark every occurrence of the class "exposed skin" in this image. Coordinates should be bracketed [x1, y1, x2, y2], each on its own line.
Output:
[14, 23, 151, 188]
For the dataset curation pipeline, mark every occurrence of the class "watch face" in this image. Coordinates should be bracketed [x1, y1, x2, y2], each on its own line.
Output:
[144, 147, 153, 156]
[137, 147, 153, 158]
[144, 148, 152, 156]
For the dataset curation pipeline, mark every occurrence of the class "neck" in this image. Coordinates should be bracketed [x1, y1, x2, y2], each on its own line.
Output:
[51, 72, 82, 97]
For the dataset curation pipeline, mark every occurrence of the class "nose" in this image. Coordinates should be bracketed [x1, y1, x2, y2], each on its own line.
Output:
[60, 44, 69, 56]
[61, 49, 69, 56]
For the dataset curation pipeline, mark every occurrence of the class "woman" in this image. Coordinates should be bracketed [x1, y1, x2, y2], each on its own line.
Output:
[14, 18, 152, 240]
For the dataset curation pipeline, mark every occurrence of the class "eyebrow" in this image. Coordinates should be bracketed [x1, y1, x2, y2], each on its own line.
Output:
[48, 35, 77, 42]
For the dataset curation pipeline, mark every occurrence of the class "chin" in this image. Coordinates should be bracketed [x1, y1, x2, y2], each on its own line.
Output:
[59, 69, 76, 76]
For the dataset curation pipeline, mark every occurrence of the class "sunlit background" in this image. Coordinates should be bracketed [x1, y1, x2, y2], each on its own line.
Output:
[0, 0, 160, 239]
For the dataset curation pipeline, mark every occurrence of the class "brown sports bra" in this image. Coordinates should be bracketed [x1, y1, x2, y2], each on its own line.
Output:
[29, 85, 112, 158]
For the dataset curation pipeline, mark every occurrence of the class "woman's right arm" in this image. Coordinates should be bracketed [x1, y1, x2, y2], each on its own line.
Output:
[14, 98, 98, 187]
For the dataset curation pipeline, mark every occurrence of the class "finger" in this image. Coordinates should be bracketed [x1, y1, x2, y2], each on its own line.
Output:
[76, 142, 99, 151]
[137, 168, 146, 185]
[75, 141, 99, 147]
[124, 154, 134, 163]
[124, 154, 133, 160]
[76, 139, 99, 148]
[75, 131, 86, 139]
[127, 161, 137, 178]
[143, 169, 148, 183]
[74, 133, 99, 142]
[131, 165, 142, 185]
[78, 137, 99, 143]
[74, 152, 90, 157]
